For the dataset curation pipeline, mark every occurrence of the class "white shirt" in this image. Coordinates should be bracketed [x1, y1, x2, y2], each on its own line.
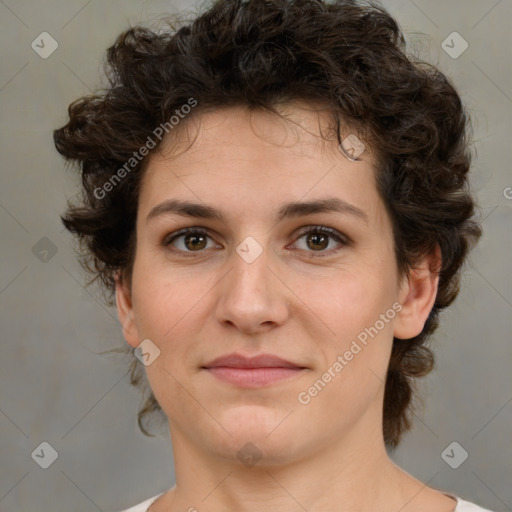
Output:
[116, 491, 495, 511]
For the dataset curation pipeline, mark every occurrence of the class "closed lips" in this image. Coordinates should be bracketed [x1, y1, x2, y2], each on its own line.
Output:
[202, 353, 306, 369]
[202, 353, 308, 388]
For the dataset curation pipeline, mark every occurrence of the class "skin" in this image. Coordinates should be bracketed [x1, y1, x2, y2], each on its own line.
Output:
[116, 103, 455, 512]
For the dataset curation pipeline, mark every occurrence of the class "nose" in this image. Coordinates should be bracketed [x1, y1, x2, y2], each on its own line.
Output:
[214, 240, 291, 335]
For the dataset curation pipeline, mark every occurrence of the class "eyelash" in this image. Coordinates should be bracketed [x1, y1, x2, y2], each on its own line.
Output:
[162, 225, 351, 258]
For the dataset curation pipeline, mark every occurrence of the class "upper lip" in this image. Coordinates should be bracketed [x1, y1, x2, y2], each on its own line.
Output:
[203, 353, 305, 369]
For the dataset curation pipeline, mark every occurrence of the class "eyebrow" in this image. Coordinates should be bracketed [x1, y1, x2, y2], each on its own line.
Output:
[146, 197, 368, 225]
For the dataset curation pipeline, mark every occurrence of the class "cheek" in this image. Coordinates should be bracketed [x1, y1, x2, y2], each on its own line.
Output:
[131, 260, 205, 335]
[300, 277, 395, 412]
[130, 265, 213, 391]
[315, 268, 395, 332]
[312, 267, 397, 382]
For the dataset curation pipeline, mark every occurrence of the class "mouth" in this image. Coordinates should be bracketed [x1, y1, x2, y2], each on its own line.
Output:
[202, 353, 307, 388]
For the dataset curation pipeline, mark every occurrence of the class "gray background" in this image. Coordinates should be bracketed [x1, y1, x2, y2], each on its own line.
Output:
[0, 0, 511, 511]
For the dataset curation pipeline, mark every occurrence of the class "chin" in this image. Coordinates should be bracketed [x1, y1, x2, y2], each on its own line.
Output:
[209, 410, 304, 462]
[216, 437, 305, 469]
[220, 405, 291, 435]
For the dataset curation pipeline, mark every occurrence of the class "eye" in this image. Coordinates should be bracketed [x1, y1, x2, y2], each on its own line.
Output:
[163, 228, 219, 254]
[289, 226, 350, 257]
[162, 225, 351, 257]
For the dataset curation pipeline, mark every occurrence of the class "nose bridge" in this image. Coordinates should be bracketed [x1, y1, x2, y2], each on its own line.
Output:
[214, 234, 289, 331]
[229, 235, 273, 300]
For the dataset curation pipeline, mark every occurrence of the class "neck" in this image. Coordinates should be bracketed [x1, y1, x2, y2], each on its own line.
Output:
[155, 417, 419, 512]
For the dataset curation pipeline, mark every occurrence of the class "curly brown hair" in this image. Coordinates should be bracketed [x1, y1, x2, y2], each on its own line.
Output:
[53, 0, 482, 449]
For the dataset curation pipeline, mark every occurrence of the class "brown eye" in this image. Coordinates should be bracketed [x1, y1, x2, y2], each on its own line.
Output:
[163, 226, 350, 258]
[292, 226, 350, 257]
[183, 232, 208, 251]
[164, 228, 216, 253]
[305, 232, 329, 251]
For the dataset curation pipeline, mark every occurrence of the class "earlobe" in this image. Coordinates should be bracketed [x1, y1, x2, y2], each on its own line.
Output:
[115, 271, 140, 348]
[393, 245, 441, 340]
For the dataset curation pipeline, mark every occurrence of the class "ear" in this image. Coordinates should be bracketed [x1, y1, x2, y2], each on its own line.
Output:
[115, 271, 140, 348]
[393, 245, 442, 340]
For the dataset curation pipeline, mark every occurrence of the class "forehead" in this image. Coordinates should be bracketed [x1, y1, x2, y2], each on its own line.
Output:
[156, 101, 366, 165]
[138, 103, 387, 231]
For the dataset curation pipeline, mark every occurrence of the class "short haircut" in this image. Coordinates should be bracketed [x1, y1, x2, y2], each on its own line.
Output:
[54, 0, 482, 449]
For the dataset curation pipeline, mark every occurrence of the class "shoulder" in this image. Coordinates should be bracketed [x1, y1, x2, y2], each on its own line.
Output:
[116, 493, 164, 512]
[115, 493, 495, 512]
[454, 496, 496, 512]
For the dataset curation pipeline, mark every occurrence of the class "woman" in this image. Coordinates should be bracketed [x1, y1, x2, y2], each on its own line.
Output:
[53, 0, 491, 510]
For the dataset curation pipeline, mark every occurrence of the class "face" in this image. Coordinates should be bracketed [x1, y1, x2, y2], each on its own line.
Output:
[116, 103, 437, 465]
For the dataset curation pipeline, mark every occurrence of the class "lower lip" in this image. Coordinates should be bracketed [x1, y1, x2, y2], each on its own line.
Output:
[205, 367, 304, 388]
